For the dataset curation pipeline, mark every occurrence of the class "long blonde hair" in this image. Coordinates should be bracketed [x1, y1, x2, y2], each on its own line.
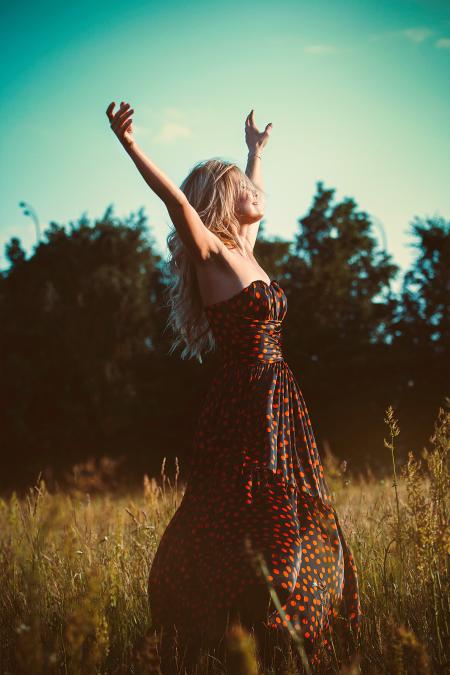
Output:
[163, 158, 261, 364]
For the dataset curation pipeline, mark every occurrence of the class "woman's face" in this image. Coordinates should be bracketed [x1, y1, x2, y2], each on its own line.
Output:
[234, 176, 265, 225]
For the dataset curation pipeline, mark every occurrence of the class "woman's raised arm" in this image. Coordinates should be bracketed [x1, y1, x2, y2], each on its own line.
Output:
[243, 109, 273, 249]
[106, 101, 187, 208]
[244, 109, 272, 191]
[106, 100, 221, 262]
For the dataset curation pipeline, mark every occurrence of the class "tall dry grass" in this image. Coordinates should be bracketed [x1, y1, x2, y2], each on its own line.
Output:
[0, 402, 448, 674]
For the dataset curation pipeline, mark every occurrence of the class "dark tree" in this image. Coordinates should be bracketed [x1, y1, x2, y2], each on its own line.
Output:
[5, 237, 26, 267]
[390, 215, 449, 454]
[281, 181, 400, 469]
[0, 206, 163, 488]
[394, 215, 449, 354]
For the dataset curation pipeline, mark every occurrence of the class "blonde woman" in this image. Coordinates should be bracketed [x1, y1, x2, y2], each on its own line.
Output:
[106, 102, 362, 672]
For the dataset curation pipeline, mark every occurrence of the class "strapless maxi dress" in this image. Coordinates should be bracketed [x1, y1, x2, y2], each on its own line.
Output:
[148, 278, 362, 669]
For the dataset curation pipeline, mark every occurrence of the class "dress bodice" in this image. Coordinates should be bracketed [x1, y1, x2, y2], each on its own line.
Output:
[204, 279, 287, 366]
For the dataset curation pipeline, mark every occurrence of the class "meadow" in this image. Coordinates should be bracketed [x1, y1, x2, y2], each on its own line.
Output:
[0, 404, 448, 675]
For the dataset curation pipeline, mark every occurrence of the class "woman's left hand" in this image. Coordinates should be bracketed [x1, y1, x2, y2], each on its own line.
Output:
[245, 109, 273, 154]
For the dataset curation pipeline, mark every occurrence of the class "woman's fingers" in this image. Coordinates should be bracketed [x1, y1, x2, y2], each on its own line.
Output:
[114, 114, 133, 133]
[116, 107, 134, 128]
[245, 109, 255, 128]
[245, 109, 259, 132]
[106, 101, 116, 123]
[114, 103, 132, 123]
[106, 101, 133, 126]
[110, 104, 134, 131]
[106, 100, 135, 149]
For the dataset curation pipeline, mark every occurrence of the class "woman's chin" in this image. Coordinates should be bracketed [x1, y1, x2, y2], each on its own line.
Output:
[244, 214, 263, 225]
[238, 211, 265, 225]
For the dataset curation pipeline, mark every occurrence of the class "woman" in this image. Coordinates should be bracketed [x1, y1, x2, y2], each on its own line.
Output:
[106, 101, 362, 672]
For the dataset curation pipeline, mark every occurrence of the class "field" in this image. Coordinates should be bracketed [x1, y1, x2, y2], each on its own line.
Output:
[0, 405, 448, 675]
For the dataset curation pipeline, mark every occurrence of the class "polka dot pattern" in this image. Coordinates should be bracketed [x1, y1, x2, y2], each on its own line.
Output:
[148, 279, 362, 668]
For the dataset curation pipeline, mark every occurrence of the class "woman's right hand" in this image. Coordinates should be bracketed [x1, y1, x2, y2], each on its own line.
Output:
[106, 101, 135, 150]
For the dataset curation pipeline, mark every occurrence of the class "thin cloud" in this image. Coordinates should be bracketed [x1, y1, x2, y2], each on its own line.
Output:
[435, 37, 450, 49]
[152, 122, 193, 144]
[369, 27, 434, 43]
[135, 106, 194, 144]
[402, 27, 434, 42]
[303, 44, 339, 55]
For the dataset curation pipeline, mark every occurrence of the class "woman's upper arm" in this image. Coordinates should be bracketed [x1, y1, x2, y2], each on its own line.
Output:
[166, 197, 223, 263]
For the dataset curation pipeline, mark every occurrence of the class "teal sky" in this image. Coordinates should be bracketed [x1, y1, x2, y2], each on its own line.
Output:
[1, 0, 449, 288]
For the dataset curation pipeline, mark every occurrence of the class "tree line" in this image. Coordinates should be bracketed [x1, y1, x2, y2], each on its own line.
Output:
[0, 181, 448, 492]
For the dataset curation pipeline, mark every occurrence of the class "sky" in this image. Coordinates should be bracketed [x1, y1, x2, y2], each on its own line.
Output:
[1, 0, 449, 291]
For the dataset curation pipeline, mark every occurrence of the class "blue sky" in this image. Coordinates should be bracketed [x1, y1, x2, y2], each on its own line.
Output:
[1, 0, 449, 289]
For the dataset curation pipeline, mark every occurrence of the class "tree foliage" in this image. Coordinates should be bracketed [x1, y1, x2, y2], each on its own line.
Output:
[0, 191, 448, 491]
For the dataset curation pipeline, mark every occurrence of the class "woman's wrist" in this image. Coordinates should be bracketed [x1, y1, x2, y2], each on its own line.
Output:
[247, 150, 262, 159]
[124, 139, 138, 155]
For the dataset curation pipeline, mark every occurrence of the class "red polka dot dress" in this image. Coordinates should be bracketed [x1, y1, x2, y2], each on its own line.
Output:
[148, 279, 362, 669]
